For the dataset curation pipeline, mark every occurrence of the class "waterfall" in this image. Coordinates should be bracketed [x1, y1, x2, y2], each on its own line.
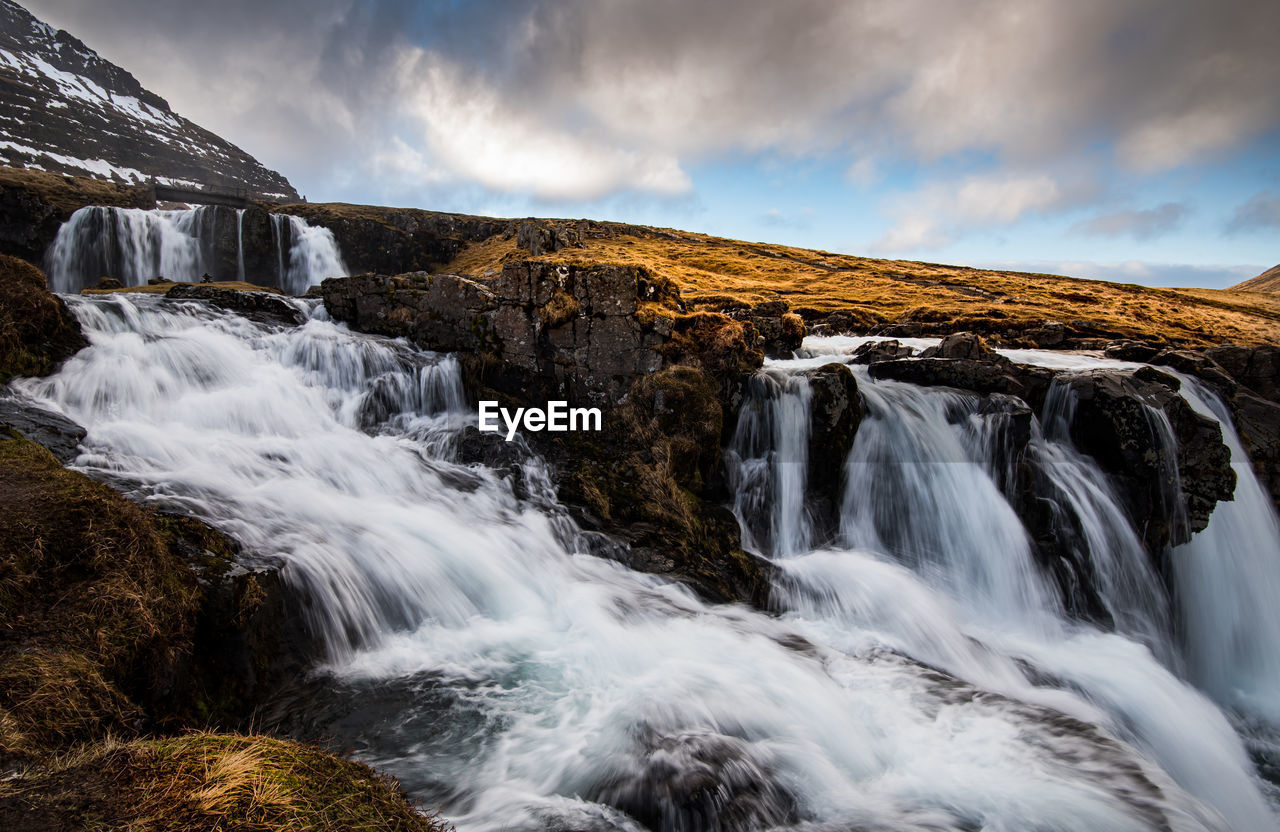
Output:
[725, 369, 813, 557]
[1167, 374, 1280, 723]
[279, 215, 347, 296]
[236, 207, 246, 283]
[43, 205, 349, 294]
[10, 308, 1280, 831]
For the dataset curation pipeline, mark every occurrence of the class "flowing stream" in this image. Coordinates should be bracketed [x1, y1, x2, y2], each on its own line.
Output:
[43, 205, 347, 294]
[11, 299, 1280, 831]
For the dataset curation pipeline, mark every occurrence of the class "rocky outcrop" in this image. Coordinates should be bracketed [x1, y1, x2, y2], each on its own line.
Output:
[0, 253, 86, 381]
[801, 363, 862, 541]
[324, 262, 776, 605]
[165, 283, 305, 327]
[1053, 367, 1234, 550]
[324, 261, 685, 405]
[278, 203, 511, 277]
[0, 167, 156, 264]
[1150, 345, 1280, 512]
[700, 297, 807, 358]
[869, 332, 1237, 557]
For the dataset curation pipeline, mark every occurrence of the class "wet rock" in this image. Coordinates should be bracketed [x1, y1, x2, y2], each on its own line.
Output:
[94, 277, 122, 290]
[850, 338, 916, 364]
[164, 283, 305, 326]
[1054, 367, 1235, 549]
[1201, 345, 1280, 403]
[1025, 321, 1066, 348]
[589, 728, 799, 832]
[802, 363, 862, 495]
[1104, 340, 1162, 362]
[0, 393, 85, 462]
[869, 355, 1056, 409]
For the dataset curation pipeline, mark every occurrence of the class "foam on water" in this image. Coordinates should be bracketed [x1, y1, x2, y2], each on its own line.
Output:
[9, 302, 1278, 830]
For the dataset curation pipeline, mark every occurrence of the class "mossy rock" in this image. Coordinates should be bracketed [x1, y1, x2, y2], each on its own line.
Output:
[0, 732, 450, 832]
[0, 255, 87, 383]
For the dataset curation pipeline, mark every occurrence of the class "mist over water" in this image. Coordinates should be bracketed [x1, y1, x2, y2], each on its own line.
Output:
[12, 297, 1280, 831]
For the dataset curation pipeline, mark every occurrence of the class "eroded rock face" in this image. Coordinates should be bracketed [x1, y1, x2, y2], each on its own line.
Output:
[1051, 367, 1234, 549]
[323, 261, 682, 404]
[1152, 345, 1280, 511]
[868, 333, 1237, 559]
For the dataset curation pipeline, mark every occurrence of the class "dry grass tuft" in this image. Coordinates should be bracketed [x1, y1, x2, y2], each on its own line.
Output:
[0, 732, 452, 832]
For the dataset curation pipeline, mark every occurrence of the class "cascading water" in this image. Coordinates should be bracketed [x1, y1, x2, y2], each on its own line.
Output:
[10, 304, 1280, 830]
[43, 205, 349, 294]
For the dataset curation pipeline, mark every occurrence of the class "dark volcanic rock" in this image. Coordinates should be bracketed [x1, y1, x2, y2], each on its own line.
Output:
[920, 331, 1000, 360]
[1150, 345, 1280, 511]
[802, 363, 862, 497]
[850, 339, 916, 364]
[278, 204, 511, 277]
[165, 283, 306, 326]
[0, 393, 84, 462]
[1053, 367, 1234, 549]
[870, 356, 1057, 409]
[801, 363, 862, 541]
[323, 262, 680, 404]
[1104, 340, 1162, 362]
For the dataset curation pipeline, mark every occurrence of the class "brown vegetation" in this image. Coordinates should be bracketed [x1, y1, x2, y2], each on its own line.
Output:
[1231, 264, 1280, 293]
[445, 226, 1280, 347]
[0, 255, 86, 382]
[0, 732, 450, 832]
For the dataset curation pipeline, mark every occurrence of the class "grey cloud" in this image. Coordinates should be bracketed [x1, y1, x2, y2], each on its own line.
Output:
[1226, 191, 1280, 234]
[1072, 203, 1187, 240]
[21, 0, 1280, 205]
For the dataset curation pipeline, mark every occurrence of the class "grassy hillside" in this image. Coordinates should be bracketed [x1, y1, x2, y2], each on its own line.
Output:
[1232, 264, 1280, 294]
[446, 225, 1280, 347]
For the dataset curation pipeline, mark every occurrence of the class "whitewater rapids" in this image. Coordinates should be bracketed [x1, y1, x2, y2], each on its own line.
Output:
[11, 296, 1280, 831]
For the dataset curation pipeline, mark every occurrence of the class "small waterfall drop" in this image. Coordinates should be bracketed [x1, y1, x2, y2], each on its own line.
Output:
[10, 312, 1280, 831]
[44, 205, 349, 294]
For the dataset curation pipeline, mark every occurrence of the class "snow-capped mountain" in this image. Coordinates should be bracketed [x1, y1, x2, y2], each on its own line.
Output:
[0, 0, 298, 200]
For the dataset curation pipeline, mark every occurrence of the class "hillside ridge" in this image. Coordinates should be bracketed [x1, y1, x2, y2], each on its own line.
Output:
[0, 0, 298, 199]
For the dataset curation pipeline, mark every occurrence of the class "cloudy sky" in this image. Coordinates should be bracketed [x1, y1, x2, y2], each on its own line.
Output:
[26, 0, 1280, 287]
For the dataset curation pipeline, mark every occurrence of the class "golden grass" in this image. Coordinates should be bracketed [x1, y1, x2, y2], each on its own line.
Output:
[81, 280, 284, 295]
[0, 732, 452, 832]
[444, 227, 1280, 346]
[0, 165, 152, 215]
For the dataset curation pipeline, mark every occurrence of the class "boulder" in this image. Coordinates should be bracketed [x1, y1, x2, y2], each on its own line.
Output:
[1104, 340, 1162, 362]
[920, 331, 999, 360]
[850, 339, 916, 365]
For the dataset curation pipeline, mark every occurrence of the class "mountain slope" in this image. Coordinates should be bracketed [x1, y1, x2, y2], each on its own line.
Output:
[1232, 264, 1280, 293]
[0, 0, 297, 200]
